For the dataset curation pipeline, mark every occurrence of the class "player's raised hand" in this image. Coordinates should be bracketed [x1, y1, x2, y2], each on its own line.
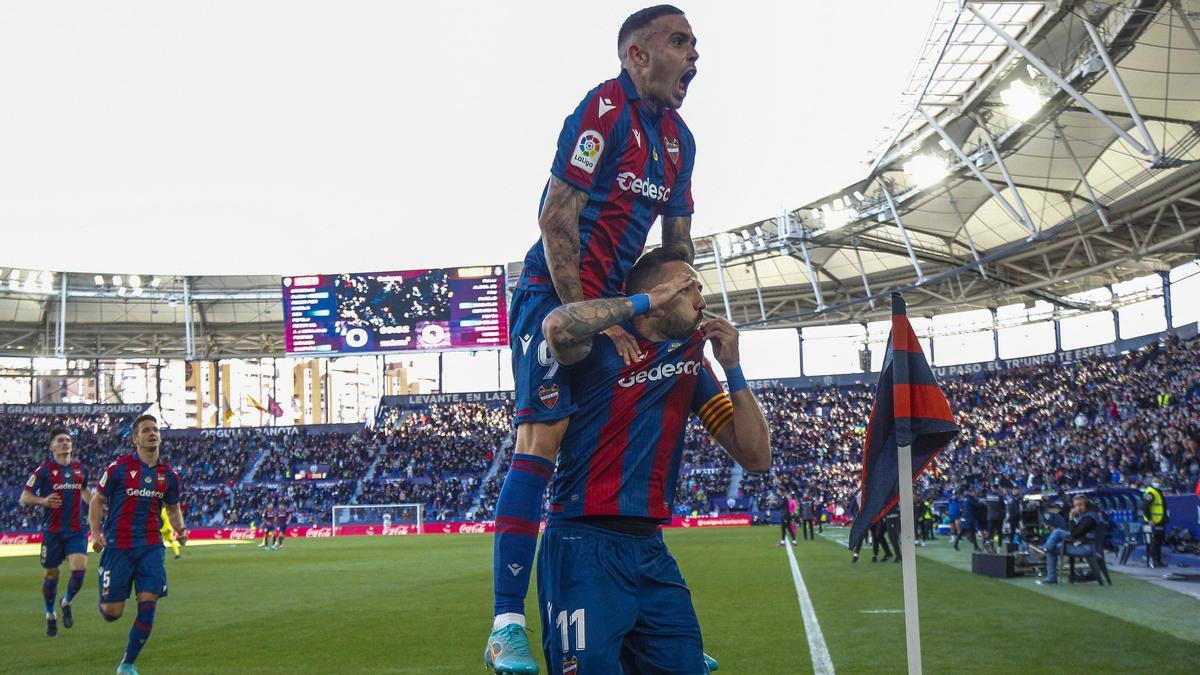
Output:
[647, 273, 695, 310]
[43, 493, 63, 509]
[91, 531, 106, 553]
[603, 325, 644, 365]
[701, 317, 741, 371]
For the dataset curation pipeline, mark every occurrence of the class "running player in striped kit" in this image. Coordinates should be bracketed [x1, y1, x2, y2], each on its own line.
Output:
[536, 246, 772, 673]
[89, 414, 187, 675]
[20, 426, 93, 637]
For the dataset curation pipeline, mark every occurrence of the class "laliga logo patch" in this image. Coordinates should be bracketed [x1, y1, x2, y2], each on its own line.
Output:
[539, 384, 560, 410]
[562, 656, 578, 674]
[570, 130, 604, 174]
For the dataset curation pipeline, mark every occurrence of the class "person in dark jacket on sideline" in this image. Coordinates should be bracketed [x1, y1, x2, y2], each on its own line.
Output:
[1037, 494, 1104, 585]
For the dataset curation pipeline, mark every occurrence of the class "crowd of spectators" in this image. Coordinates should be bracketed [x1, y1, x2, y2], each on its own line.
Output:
[255, 431, 377, 482]
[732, 335, 1200, 516]
[0, 413, 136, 487]
[374, 403, 512, 480]
[4, 335, 1198, 532]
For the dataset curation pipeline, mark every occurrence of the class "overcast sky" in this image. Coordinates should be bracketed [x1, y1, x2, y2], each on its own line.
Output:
[0, 1, 936, 276]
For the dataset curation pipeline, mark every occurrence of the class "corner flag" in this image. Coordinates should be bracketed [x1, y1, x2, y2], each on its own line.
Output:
[848, 292, 958, 552]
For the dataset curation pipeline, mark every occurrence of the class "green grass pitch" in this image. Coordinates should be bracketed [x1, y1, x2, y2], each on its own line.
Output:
[1, 527, 1196, 673]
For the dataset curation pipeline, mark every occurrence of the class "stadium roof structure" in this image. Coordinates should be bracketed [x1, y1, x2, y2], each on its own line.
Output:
[2, 0, 1199, 359]
[688, 0, 1200, 329]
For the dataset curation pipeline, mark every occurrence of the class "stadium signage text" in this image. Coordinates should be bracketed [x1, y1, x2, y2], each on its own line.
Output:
[930, 344, 1118, 378]
[0, 403, 150, 416]
[382, 391, 515, 408]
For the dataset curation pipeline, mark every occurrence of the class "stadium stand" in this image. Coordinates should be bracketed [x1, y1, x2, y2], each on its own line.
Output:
[3, 335, 1198, 533]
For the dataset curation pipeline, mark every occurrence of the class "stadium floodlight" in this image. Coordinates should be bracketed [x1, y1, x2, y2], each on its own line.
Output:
[129, 275, 142, 288]
[8, 269, 20, 291]
[131, 287, 144, 297]
[1000, 80, 1047, 122]
[94, 275, 104, 285]
[903, 153, 949, 189]
[853, 190, 867, 202]
[151, 276, 162, 287]
[112, 275, 122, 286]
[117, 286, 127, 297]
[822, 204, 860, 231]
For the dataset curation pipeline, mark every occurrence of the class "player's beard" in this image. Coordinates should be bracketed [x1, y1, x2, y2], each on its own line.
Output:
[659, 310, 701, 341]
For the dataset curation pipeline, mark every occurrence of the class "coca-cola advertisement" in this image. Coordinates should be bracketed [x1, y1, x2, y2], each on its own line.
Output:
[0, 515, 749, 545]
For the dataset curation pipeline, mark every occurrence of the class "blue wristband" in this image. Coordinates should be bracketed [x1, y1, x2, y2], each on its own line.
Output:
[726, 364, 748, 393]
[629, 293, 652, 317]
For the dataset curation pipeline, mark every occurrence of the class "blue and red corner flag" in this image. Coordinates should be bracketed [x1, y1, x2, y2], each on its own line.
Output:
[848, 293, 959, 551]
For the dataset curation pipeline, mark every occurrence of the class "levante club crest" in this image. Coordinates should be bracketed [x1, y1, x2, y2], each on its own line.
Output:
[539, 384, 560, 409]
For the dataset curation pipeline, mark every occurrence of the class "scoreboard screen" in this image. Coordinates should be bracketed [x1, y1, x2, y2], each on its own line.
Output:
[282, 265, 508, 355]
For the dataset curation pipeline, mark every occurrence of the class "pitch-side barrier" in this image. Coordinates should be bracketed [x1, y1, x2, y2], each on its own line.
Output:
[0, 514, 751, 544]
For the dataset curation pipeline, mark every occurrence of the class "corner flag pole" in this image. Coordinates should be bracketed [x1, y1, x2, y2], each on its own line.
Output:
[896, 444, 922, 675]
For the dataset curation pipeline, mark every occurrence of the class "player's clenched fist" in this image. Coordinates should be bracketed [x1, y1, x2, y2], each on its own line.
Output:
[175, 528, 189, 546]
[701, 318, 741, 371]
[91, 531, 107, 553]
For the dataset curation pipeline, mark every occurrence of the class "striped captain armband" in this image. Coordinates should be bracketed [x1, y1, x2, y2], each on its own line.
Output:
[698, 393, 735, 437]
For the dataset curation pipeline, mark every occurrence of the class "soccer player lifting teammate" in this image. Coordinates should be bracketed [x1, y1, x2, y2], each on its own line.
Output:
[89, 414, 187, 675]
[20, 426, 94, 637]
[487, 5, 699, 671]
[536, 246, 771, 673]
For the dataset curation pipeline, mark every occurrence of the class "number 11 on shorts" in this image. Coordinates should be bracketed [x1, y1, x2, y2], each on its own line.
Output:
[550, 604, 586, 652]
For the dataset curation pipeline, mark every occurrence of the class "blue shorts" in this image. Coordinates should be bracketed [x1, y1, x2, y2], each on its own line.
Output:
[536, 519, 707, 674]
[98, 545, 168, 602]
[41, 531, 88, 568]
[510, 289, 576, 426]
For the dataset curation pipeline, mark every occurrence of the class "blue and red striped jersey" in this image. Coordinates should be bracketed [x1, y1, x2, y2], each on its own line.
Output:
[519, 69, 696, 300]
[97, 453, 181, 549]
[550, 326, 734, 521]
[24, 460, 88, 533]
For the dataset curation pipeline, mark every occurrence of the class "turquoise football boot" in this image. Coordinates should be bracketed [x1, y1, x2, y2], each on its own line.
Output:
[484, 623, 538, 674]
[116, 663, 139, 674]
[704, 652, 720, 671]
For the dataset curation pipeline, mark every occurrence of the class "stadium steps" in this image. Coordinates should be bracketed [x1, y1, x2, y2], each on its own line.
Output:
[241, 445, 271, 483]
[363, 450, 384, 482]
[350, 451, 386, 502]
[466, 428, 516, 519]
[726, 462, 744, 500]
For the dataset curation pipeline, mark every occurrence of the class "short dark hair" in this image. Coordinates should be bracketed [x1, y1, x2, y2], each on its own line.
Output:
[49, 426, 71, 444]
[624, 243, 692, 294]
[132, 414, 158, 433]
[618, 5, 685, 54]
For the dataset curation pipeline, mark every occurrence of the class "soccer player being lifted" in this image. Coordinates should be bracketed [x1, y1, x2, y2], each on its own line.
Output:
[20, 426, 93, 637]
[535, 245, 772, 673]
[487, 6, 699, 671]
[89, 414, 187, 675]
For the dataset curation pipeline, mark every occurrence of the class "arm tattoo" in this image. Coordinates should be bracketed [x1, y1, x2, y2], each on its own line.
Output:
[662, 216, 694, 263]
[545, 297, 635, 364]
[539, 177, 590, 304]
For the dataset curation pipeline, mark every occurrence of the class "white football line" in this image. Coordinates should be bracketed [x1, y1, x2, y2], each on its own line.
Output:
[784, 542, 836, 675]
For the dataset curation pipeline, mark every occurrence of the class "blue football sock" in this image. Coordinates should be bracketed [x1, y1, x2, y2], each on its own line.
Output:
[123, 600, 156, 664]
[492, 453, 553, 617]
[42, 576, 59, 615]
[65, 570, 85, 603]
